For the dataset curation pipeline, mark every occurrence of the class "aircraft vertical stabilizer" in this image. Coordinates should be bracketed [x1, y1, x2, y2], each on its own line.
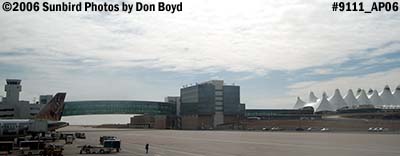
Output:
[35, 93, 66, 121]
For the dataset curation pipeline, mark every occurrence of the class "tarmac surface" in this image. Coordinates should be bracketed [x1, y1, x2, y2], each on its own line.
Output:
[59, 126, 400, 156]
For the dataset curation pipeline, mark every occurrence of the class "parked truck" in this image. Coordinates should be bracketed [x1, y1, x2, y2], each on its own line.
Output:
[75, 132, 86, 139]
[79, 145, 112, 154]
[79, 139, 121, 154]
[103, 140, 121, 152]
[99, 136, 117, 145]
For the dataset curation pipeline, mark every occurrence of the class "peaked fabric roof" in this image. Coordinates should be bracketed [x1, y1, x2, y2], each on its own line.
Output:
[315, 92, 335, 112]
[367, 89, 374, 96]
[380, 85, 397, 105]
[393, 85, 400, 104]
[293, 85, 400, 111]
[294, 97, 306, 109]
[344, 89, 359, 107]
[369, 90, 384, 106]
[356, 88, 362, 97]
[357, 89, 371, 105]
[328, 89, 347, 109]
[309, 91, 318, 103]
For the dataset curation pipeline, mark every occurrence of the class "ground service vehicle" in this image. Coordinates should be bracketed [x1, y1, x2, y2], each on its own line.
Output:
[75, 132, 86, 139]
[79, 145, 112, 154]
[60, 133, 74, 140]
[65, 135, 74, 144]
[18, 140, 45, 156]
[51, 132, 62, 140]
[79, 140, 121, 154]
[99, 136, 117, 145]
[44, 144, 64, 156]
[0, 141, 14, 154]
[103, 140, 121, 152]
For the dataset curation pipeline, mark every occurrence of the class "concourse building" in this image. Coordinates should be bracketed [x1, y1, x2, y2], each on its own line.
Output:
[63, 100, 176, 116]
[63, 100, 178, 129]
[63, 80, 245, 130]
[179, 80, 245, 129]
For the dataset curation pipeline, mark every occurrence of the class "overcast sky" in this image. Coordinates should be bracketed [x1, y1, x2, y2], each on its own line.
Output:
[1, 0, 399, 109]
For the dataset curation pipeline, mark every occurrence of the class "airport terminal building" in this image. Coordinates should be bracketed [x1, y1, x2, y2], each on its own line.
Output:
[179, 80, 244, 129]
[0, 79, 50, 119]
[8, 78, 399, 131]
[62, 80, 316, 130]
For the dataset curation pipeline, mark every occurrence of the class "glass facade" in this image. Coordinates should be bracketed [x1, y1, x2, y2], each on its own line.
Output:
[223, 86, 240, 115]
[180, 83, 242, 116]
[180, 84, 216, 115]
[63, 101, 176, 116]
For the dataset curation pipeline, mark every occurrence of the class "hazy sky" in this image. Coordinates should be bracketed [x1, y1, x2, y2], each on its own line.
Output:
[1, 0, 400, 109]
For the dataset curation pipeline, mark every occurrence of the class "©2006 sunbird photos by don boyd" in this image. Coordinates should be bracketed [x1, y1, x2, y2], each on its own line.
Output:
[42, 1, 183, 14]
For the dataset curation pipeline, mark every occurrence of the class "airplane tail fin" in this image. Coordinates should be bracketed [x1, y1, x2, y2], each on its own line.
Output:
[35, 93, 66, 121]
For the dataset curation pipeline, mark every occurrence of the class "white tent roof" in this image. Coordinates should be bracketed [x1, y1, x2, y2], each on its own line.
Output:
[303, 102, 317, 111]
[328, 89, 347, 110]
[369, 90, 384, 106]
[295, 85, 400, 110]
[357, 89, 371, 105]
[356, 88, 362, 97]
[344, 89, 359, 107]
[293, 97, 306, 109]
[367, 89, 374, 96]
[380, 85, 396, 105]
[309, 91, 318, 103]
[393, 85, 400, 105]
[315, 92, 335, 112]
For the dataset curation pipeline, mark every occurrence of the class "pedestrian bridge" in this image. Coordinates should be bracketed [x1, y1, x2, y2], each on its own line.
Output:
[63, 100, 176, 116]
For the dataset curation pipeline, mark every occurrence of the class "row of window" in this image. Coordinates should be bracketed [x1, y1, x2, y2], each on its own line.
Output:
[63, 101, 176, 116]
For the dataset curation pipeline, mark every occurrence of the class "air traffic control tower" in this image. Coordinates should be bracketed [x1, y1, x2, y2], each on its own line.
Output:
[0, 79, 46, 119]
[4, 79, 22, 105]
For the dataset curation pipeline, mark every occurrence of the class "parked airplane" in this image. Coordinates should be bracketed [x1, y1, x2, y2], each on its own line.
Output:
[0, 93, 68, 139]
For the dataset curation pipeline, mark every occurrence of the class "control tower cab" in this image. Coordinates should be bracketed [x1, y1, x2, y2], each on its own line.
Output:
[4, 79, 22, 104]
